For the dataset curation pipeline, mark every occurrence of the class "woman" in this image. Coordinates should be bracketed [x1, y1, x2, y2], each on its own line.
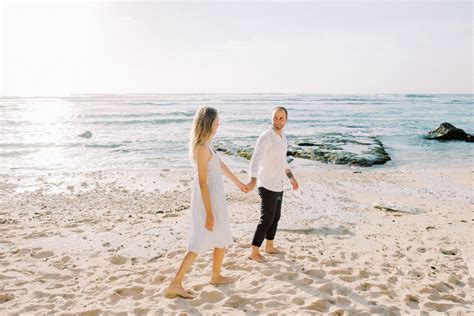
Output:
[164, 106, 247, 299]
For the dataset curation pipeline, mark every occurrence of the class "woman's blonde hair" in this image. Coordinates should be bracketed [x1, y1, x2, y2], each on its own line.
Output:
[189, 106, 218, 160]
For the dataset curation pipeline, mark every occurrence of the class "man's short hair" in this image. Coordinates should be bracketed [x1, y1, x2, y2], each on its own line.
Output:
[273, 106, 288, 118]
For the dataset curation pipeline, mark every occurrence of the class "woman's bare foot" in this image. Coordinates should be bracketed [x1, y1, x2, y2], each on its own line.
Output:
[164, 284, 194, 299]
[210, 275, 234, 285]
[248, 253, 266, 262]
[265, 246, 285, 254]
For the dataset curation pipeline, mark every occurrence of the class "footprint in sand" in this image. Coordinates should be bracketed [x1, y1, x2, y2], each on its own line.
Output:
[335, 285, 352, 296]
[274, 271, 299, 281]
[33, 291, 50, 298]
[430, 281, 454, 293]
[447, 274, 464, 286]
[407, 269, 425, 279]
[358, 270, 370, 278]
[299, 277, 313, 286]
[152, 274, 167, 284]
[291, 297, 305, 305]
[166, 249, 185, 259]
[77, 309, 101, 316]
[335, 296, 352, 307]
[241, 284, 264, 295]
[404, 294, 420, 309]
[318, 283, 334, 296]
[417, 247, 427, 253]
[424, 301, 454, 312]
[224, 264, 252, 272]
[31, 250, 54, 259]
[441, 294, 466, 304]
[191, 290, 225, 306]
[370, 305, 400, 315]
[192, 283, 207, 291]
[114, 286, 144, 297]
[306, 299, 332, 313]
[329, 269, 352, 276]
[355, 282, 373, 292]
[387, 276, 398, 284]
[224, 294, 251, 308]
[109, 255, 127, 265]
[264, 299, 287, 309]
[304, 269, 326, 279]
[0, 293, 14, 303]
[320, 259, 342, 267]
[339, 275, 360, 283]
[132, 308, 150, 316]
[196, 262, 209, 269]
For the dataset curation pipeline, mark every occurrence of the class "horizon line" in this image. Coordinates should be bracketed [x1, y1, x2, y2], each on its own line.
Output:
[1, 92, 473, 98]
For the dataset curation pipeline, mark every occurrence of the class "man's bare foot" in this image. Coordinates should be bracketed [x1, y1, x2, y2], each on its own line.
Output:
[210, 275, 234, 285]
[164, 284, 194, 299]
[265, 247, 285, 254]
[248, 253, 266, 262]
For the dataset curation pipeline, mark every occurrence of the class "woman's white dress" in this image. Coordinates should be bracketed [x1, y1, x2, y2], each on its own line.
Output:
[187, 146, 233, 254]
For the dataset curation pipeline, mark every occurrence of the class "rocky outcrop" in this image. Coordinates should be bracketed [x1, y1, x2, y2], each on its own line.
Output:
[215, 134, 391, 167]
[287, 135, 391, 167]
[425, 123, 473, 142]
[78, 131, 92, 139]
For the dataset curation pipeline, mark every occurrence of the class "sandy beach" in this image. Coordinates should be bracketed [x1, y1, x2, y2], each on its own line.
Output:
[0, 162, 472, 315]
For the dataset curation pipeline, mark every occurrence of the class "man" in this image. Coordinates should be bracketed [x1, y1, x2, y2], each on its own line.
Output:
[246, 106, 299, 263]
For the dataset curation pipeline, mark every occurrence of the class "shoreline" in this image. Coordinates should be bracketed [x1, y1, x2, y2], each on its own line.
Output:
[1, 155, 473, 195]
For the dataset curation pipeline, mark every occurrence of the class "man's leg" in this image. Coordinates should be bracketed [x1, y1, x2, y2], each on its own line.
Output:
[265, 192, 284, 254]
[250, 187, 278, 262]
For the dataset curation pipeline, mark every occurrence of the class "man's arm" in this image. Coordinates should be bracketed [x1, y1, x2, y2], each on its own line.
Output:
[285, 168, 299, 190]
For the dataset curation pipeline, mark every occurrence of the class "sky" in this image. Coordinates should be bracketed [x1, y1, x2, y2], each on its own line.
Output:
[1, 1, 472, 96]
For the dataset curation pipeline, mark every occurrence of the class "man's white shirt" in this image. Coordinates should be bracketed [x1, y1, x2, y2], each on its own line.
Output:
[249, 126, 290, 192]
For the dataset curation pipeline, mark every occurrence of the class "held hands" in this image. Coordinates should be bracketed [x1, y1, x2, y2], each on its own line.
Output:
[237, 181, 249, 193]
[205, 214, 214, 231]
[246, 179, 256, 192]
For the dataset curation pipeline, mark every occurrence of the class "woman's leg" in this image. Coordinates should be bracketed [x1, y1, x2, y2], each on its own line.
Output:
[164, 251, 198, 298]
[210, 247, 233, 284]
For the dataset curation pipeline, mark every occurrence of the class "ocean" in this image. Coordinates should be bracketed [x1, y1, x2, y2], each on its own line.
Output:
[1, 94, 472, 179]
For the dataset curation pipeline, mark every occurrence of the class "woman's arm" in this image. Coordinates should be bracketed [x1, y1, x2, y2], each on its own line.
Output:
[220, 160, 247, 192]
[196, 145, 214, 231]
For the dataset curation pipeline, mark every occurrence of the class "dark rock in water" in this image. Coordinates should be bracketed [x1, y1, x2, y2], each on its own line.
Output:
[236, 148, 253, 160]
[78, 131, 92, 138]
[215, 147, 231, 154]
[216, 134, 391, 167]
[288, 134, 391, 167]
[296, 142, 317, 147]
[425, 123, 473, 142]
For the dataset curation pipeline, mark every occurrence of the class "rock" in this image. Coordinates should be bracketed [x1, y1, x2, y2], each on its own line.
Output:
[236, 148, 253, 160]
[288, 135, 391, 167]
[110, 255, 127, 265]
[425, 123, 473, 142]
[440, 248, 457, 256]
[216, 134, 391, 167]
[78, 131, 92, 138]
[372, 202, 422, 214]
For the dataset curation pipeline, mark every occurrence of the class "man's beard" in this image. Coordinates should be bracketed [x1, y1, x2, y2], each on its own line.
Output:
[273, 123, 284, 130]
